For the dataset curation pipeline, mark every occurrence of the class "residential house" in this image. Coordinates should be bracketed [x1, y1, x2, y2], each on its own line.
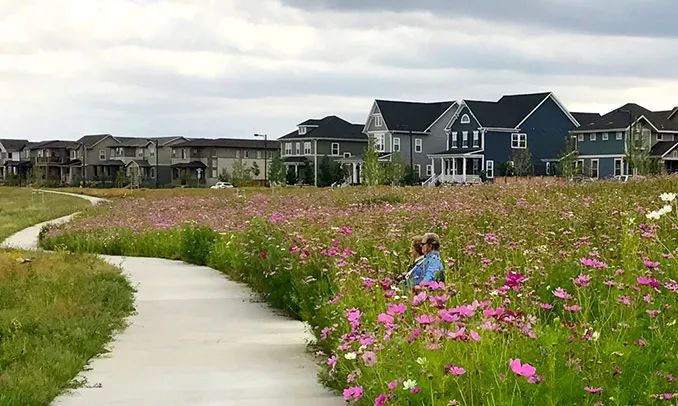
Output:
[29, 140, 82, 184]
[428, 92, 579, 183]
[279, 116, 367, 184]
[0, 139, 29, 182]
[570, 103, 678, 178]
[363, 100, 457, 181]
[169, 138, 280, 186]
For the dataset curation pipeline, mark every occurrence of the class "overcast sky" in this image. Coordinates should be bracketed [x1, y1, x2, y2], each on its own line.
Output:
[2, 0, 677, 141]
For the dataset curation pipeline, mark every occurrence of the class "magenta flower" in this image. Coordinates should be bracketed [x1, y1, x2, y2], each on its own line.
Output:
[539, 303, 553, 310]
[415, 314, 435, 325]
[573, 274, 591, 287]
[447, 364, 466, 376]
[483, 307, 505, 317]
[509, 358, 536, 377]
[637, 276, 660, 288]
[377, 313, 394, 326]
[387, 303, 407, 315]
[412, 291, 428, 306]
[374, 393, 388, 406]
[584, 386, 604, 394]
[618, 296, 632, 306]
[580, 257, 609, 269]
[438, 309, 460, 322]
[564, 304, 582, 312]
[387, 380, 399, 391]
[643, 259, 660, 268]
[327, 355, 337, 369]
[553, 287, 572, 300]
[343, 386, 364, 402]
[470, 330, 481, 342]
[362, 351, 378, 367]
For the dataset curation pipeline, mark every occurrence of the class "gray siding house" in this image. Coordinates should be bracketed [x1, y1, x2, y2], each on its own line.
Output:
[0, 139, 29, 182]
[279, 116, 367, 185]
[364, 100, 457, 181]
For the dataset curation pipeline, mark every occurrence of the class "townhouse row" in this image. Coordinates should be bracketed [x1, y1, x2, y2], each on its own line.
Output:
[0, 135, 279, 187]
[279, 92, 678, 183]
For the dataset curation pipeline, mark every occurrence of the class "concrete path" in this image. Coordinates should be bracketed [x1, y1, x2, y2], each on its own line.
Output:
[2, 190, 342, 406]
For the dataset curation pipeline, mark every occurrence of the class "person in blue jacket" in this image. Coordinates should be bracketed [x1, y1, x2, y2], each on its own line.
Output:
[406, 233, 444, 287]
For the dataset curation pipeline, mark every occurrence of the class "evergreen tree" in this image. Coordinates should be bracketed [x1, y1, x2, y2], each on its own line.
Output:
[318, 156, 345, 187]
[302, 164, 315, 185]
[218, 168, 231, 182]
[268, 155, 286, 185]
[251, 161, 261, 178]
[285, 166, 298, 185]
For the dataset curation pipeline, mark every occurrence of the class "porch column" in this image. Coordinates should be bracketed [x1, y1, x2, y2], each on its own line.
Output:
[352, 162, 358, 184]
[462, 158, 467, 183]
[440, 158, 445, 179]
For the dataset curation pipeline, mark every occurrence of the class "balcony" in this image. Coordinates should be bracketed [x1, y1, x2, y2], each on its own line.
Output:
[35, 156, 68, 164]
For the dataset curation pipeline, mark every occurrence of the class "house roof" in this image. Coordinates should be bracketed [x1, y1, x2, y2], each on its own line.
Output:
[572, 112, 602, 127]
[464, 92, 552, 128]
[114, 137, 153, 147]
[280, 116, 367, 140]
[432, 148, 484, 156]
[30, 140, 81, 150]
[375, 100, 455, 132]
[171, 161, 207, 168]
[298, 119, 323, 126]
[78, 134, 113, 148]
[0, 139, 29, 151]
[127, 159, 151, 168]
[173, 138, 280, 149]
[650, 141, 678, 157]
[573, 103, 656, 132]
[645, 110, 678, 131]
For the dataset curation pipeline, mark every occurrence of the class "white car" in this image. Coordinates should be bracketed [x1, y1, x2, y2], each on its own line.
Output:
[210, 181, 234, 189]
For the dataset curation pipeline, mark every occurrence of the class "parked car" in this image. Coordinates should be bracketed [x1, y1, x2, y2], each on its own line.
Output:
[612, 175, 633, 182]
[210, 181, 234, 189]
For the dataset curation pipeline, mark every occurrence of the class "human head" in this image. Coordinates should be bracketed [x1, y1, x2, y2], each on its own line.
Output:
[421, 233, 440, 253]
[411, 235, 424, 258]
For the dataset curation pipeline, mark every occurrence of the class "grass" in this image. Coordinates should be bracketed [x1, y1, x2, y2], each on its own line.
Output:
[0, 187, 90, 241]
[0, 250, 134, 405]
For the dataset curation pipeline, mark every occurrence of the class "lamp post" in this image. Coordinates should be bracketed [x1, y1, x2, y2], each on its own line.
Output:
[254, 133, 268, 186]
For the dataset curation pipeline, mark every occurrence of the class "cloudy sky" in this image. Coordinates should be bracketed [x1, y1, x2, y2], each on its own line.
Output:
[2, 0, 677, 141]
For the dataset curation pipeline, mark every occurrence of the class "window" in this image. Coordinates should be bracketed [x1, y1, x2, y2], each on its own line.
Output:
[415, 138, 422, 153]
[150, 168, 156, 179]
[616, 132, 623, 140]
[451, 132, 458, 147]
[486, 160, 494, 178]
[99, 149, 106, 160]
[244, 150, 250, 159]
[576, 159, 584, 173]
[211, 168, 217, 178]
[284, 143, 292, 156]
[546, 162, 553, 176]
[137, 148, 144, 158]
[235, 150, 240, 158]
[602, 133, 609, 141]
[393, 137, 401, 152]
[590, 134, 597, 142]
[461, 114, 470, 124]
[374, 134, 385, 152]
[257, 150, 263, 159]
[614, 158, 623, 176]
[462, 131, 468, 148]
[375, 115, 383, 127]
[426, 164, 433, 176]
[172, 149, 177, 158]
[472, 131, 479, 148]
[331, 143, 340, 156]
[578, 134, 584, 142]
[70, 150, 77, 159]
[657, 133, 664, 141]
[150, 147, 155, 158]
[591, 159, 599, 179]
[295, 143, 301, 155]
[343, 152, 352, 158]
[472, 159, 479, 174]
[299, 126, 307, 135]
[413, 164, 421, 177]
[182, 148, 187, 159]
[212, 149, 218, 158]
[511, 133, 527, 149]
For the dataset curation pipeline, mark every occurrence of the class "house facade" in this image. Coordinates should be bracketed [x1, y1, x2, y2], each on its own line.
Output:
[279, 116, 367, 185]
[570, 103, 678, 178]
[0, 139, 29, 182]
[28, 140, 82, 184]
[363, 100, 457, 181]
[428, 92, 579, 183]
[170, 138, 280, 186]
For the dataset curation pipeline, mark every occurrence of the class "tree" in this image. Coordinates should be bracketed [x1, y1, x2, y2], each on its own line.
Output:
[31, 166, 45, 187]
[218, 168, 231, 182]
[401, 165, 418, 185]
[268, 155, 286, 185]
[115, 169, 130, 188]
[362, 140, 384, 186]
[301, 164, 315, 185]
[318, 157, 345, 187]
[626, 124, 657, 175]
[286, 166, 298, 185]
[251, 161, 261, 178]
[230, 160, 252, 187]
[512, 149, 534, 176]
[558, 136, 579, 179]
[383, 152, 406, 186]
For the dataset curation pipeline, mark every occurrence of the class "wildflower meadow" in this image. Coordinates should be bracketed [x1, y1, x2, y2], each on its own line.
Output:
[41, 179, 678, 405]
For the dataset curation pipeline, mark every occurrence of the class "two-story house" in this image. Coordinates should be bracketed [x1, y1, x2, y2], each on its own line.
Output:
[170, 138, 279, 186]
[279, 116, 367, 185]
[29, 140, 82, 184]
[428, 92, 579, 183]
[363, 100, 457, 181]
[570, 103, 678, 178]
[0, 139, 29, 182]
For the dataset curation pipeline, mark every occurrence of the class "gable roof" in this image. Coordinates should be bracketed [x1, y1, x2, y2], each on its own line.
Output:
[463, 92, 554, 129]
[650, 141, 678, 157]
[573, 103, 678, 132]
[0, 139, 29, 151]
[30, 140, 81, 150]
[280, 116, 367, 140]
[173, 138, 280, 149]
[78, 134, 114, 148]
[374, 100, 455, 132]
[572, 112, 602, 127]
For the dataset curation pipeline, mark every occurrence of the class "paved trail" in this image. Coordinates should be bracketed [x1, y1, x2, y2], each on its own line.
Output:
[2, 190, 341, 406]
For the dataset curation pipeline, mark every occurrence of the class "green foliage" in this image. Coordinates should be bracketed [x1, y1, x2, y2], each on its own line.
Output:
[218, 168, 231, 182]
[230, 159, 253, 187]
[251, 161, 261, 177]
[31, 166, 45, 187]
[268, 155, 286, 185]
[318, 157, 345, 187]
[301, 164, 315, 186]
[558, 136, 579, 178]
[362, 140, 383, 186]
[383, 152, 406, 185]
[285, 166, 298, 185]
[115, 169, 130, 188]
[512, 148, 534, 176]
[179, 225, 219, 265]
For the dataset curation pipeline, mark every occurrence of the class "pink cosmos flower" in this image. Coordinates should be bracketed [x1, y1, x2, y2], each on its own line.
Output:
[374, 393, 388, 406]
[470, 330, 481, 342]
[387, 303, 407, 316]
[327, 355, 337, 370]
[580, 257, 609, 269]
[643, 259, 660, 268]
[447, 364, 466, 375]
[362, 351, 378, 367]
[343, 386, 364, 402]
[505, 271, 525, 288]
[527, 375, 544, 384]
[337, 225, 353, 235]
[412, 291, 428, 306]
[387, 380, 399, 391]
[451, 305, 475, 318]
[553, 287, 572, 300]
[377, 313, 394, 326]
[438, 309, 460, 322]
[618, 296, 632, 306]
[564, 304, 582, 312]
[411, 386, 421, 394]
[573, 274, 591, 287]
[448, 327, 466, 340]
[539, 303, 553, 310]
[416, 314, 436, 325]
[509, 358, 536, 377]
[637, 276, 660, 288]
[584, 386, 604, 394]
[483, 307, 505, 317]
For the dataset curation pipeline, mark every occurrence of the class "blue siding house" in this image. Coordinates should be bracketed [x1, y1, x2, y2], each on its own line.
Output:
[428, 92, 579, 183]
[570, 103, 678, 178]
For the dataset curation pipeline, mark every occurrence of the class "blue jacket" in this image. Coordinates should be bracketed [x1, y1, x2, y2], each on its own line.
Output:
[407, 251, 444, 287]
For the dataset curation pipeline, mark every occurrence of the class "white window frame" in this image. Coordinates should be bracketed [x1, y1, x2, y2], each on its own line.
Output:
[616, 132, 623, 140]
[602, 132, 609, 141]
[331, 143, 340, 156]
[591, 159, 599, 179]
[304, 142, 312, 155]
[511, 133, 527, 149]
[657, 133, 664, 141]
[451, 131, 458, 147]
[211, 168, 217, 178]
[343, 152, 351, 158]
[426, 164, 433, 177]
[393, 137, 401, 152]
[614, 158, 623, 176]
[486, 160, 494, 178]
[545, 162, 552, 176]
[99, 149, 106, 160]
[460, 114, 471, 124]
[295, 142, 301, 156]
[137, 148, 144, 158]
[244, 150, 250, 159]
[284, 143, 292, 156]
[472, 159, 479, 174]
[257, 150, 263, 159]
[374, 134, 385, 152]
[374, 115, 383, 127]
[235, 150, 240, 158]
[299, 127, 307, 135]
[472, 131, 479, 148]
[578, 134, 584, 142]
[182, 148, 187, 159]
[413, 164, 421, 177]
[590, 133, 597, 142]
[462, 131, 468, 148]
[415, 138, 422, 153]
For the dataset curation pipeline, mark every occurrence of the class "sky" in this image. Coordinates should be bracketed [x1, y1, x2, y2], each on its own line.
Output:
[1, 0, 677, 141]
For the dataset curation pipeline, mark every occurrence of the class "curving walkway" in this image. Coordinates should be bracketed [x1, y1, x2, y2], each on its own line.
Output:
[2, 190, 342, 406]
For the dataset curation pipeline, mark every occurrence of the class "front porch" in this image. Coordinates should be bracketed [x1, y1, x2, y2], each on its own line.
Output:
[171, 161, 207, 186]
[425, 153, 484, 186]
[338, 157, 363, 185]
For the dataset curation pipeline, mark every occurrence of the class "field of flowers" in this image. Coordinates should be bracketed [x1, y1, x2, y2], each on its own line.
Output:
[41, 179, 678, 405]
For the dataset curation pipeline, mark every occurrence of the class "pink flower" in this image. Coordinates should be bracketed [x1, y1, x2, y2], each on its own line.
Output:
[509, 358, 536, 377]
[377, 313, 394, 326]
[387, 303, 407, 315]
[447, 364, 466, 376]
[327, 355, 337, 369]
[643, 260, 660, 268]
[637, 276, 660, 288]
[470, 330, 481, 342]
[580, 257, 609, 269]
[387, 380, 399, 391]
[412, 291, 428, 306]
[573, 274, 591, 287]
[618, 296, 632, 306]
[505, 271, 525, 288]
[374, 393, 388, 406]
[362, 351, 378, 367]
[564, 304, 582, 312]
[343, 386, 364, 402]
[410, 386, 421, 394]
[438, 309, 460, 322]
[553, 287, 572, 300]
[416, 314, 436, 325]
[338, 225, 353, 235]
[539, 303, 553, 310]
[483, 307, 505, 317]
[584, 386, 604, 394]
[450, 305, 475, 318]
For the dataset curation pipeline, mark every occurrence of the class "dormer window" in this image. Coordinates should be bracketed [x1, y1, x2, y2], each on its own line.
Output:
[375, 115, 383, 127]
[461, 114, 470, 124]
[299, 126, 307, 135]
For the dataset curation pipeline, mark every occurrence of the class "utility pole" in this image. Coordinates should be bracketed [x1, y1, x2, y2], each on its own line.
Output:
[154, 138, 159, 188]
[254, 133, 268, 186]
[409, 128, 414, 184]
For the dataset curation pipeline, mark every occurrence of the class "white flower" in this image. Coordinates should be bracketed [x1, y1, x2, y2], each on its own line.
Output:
[660, 205, 673, 215]
[344, 352, 357, 360]
[646, 211, 661, 220]
[659, 192, 676, 202]
[592, 331, 601, 341]
[416, 357, 427, 366]
[402, 379, 417, 390]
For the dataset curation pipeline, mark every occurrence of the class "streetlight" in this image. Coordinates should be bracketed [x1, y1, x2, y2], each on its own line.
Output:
[254, 133, 268, 186]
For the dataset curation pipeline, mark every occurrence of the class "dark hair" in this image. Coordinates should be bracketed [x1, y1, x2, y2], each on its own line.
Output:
[422, 233, 440, 250]
[411, 236, 424, 258]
